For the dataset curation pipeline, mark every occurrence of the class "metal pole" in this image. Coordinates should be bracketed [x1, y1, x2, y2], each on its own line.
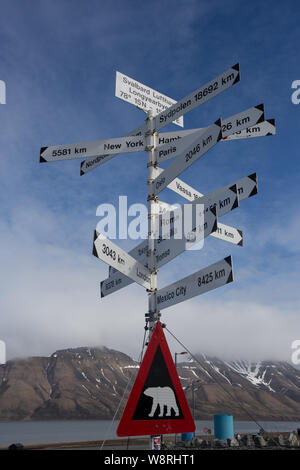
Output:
[192, 382, 195, 420]
[192, 383, 195, 439]
[145, 110, 160, 450]
[174, 352, 178, 446]
[145, 110, 159, 339]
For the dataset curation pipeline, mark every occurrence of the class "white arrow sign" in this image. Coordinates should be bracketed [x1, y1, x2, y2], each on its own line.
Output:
[158, 200, 243, 247]
[164, 169, 257, 203]
[222, 118, 276, 141]
[93, 231, 151, 290]
[159, 184, 239, 247]
[208, 224, 243, 246]
[150, 119, 222, 197]
[221, 104, 264, 137]
[40, 134, 147, 163]
[100, 206, 218, 298]
[80, 123, 146, 175]
[156, 256, 233, 310]
[154, 63, 240, 132]
[155, 104, 264, 164]
[115, 71, 184, 127]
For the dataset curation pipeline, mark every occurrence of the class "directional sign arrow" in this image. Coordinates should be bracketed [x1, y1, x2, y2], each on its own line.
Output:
[40, 134, 147, 163]
[150, 119, 222, 197]
[158, 200, 243, 247]
[222, 118, 276, 141]
[156, 129, 205, 164]
[93, 231, 152, 290]
[100, 206, 218, 298]
[156, 256, 233, 310]
[154, 63, 240, 132]
[221, 104, 264, 138]
[210, 224, 243, 246]
[155, 104, 264, 164]
[80, 123, 146, 175]
[159, 183, 239, 236]
[162, 169, 258, 203]
[115, 71, 184, 127]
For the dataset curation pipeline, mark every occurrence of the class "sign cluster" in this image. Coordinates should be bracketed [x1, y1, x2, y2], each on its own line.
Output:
[40, 65, 275, 437]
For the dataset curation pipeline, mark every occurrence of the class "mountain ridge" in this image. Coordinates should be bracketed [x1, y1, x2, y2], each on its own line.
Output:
[0, 346, 299, 422]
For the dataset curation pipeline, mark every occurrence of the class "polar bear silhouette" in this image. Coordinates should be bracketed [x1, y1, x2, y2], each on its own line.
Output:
[143, 386, 179, 417]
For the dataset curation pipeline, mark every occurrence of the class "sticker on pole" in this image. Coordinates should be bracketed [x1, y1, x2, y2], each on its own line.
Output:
[117, 321, 195, 437]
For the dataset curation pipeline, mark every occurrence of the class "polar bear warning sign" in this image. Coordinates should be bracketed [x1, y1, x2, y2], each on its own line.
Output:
[117, 321, 195, 436]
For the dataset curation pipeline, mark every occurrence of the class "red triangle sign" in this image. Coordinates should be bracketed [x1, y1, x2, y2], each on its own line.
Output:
[117, 322, 195, 437]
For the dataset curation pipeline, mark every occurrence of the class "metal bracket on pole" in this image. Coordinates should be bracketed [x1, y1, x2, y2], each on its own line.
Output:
[144, 311, 161, 344]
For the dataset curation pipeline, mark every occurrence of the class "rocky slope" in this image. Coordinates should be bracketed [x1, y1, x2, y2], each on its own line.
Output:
[180, 354, 300, 421]
[0, 347, 299, 421]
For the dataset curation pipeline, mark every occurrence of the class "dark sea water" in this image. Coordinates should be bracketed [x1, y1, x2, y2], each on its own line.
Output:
[0, 420, 299, 446]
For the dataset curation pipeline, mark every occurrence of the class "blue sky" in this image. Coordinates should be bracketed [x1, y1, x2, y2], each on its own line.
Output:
[0, 0, 300, 362]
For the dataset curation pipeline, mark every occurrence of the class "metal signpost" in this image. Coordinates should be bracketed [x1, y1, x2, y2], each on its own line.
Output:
[40, 64, 275, 444]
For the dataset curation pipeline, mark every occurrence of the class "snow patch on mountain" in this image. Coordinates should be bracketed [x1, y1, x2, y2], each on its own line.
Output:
[225, 360, 275, 392]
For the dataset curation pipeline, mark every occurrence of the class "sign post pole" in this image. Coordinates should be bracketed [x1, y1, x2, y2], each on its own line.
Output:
[146, 110, 160, 449]
[146, 109, 159, 339]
